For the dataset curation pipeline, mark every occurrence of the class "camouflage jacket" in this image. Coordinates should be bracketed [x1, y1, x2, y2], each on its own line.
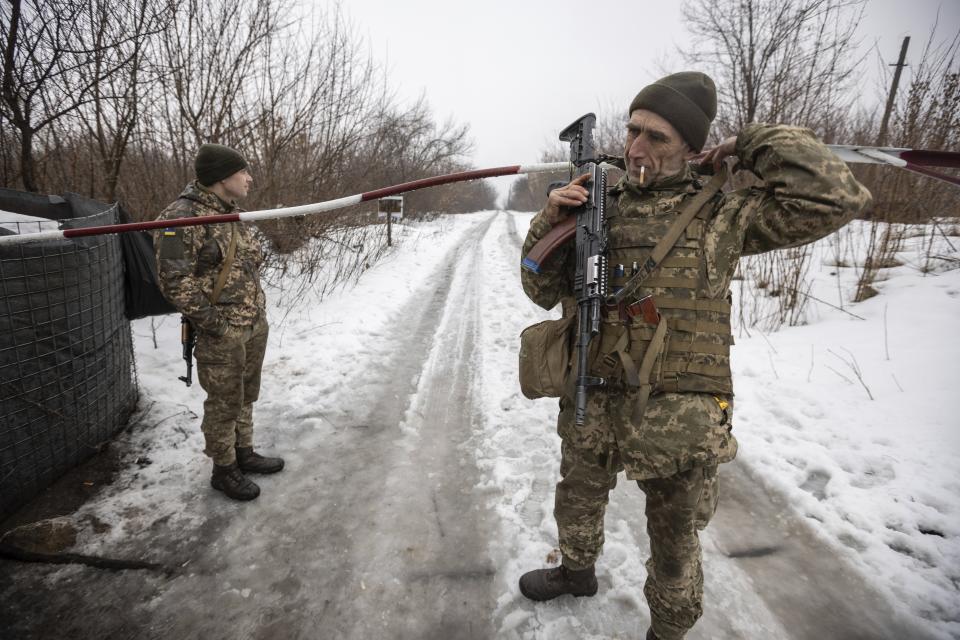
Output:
[521, 124, 873, 470]
[153, 181, 266, 334]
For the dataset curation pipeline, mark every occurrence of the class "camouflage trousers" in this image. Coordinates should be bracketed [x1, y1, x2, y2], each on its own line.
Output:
[556, 441, 719, 640]
[194, 313, 269, 466]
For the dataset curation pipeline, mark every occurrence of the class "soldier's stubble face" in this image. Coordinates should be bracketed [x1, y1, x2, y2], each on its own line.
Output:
[624, 109, 695, 185]
[219, 168, 253, 202]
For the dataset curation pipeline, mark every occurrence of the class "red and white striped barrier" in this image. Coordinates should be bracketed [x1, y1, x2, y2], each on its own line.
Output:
[0, 163, 568, 245]
[0, 145, 957, 245]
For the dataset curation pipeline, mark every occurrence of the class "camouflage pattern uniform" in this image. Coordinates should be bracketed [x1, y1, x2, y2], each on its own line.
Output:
[154, 181, 268, 467]
[522, 124, 872, 639]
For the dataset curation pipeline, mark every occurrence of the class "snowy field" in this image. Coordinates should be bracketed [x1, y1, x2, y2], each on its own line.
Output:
[4, 210, 957, 639]
[728, 220, 960, 637]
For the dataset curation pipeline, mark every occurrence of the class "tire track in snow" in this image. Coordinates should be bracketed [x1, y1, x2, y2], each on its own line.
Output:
[282, 211, 501, 640]
[702, 460, 938, 640]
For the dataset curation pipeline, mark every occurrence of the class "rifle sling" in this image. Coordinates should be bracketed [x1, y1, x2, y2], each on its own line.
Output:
[211, 224, 238, 305]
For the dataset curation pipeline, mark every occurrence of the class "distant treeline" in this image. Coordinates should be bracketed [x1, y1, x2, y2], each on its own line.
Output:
[0, 0, 498, 250]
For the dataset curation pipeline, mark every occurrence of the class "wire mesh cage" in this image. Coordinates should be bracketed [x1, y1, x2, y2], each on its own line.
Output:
[0, 190, 138, 520]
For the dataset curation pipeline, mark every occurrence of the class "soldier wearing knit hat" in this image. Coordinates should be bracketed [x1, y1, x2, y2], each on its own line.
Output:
[195, 143, 249, 187]
[154, 143, 283, 502]
[628, 71, 717, 152]
[191, 143, 253, 206]
[519, 71, 873, 640]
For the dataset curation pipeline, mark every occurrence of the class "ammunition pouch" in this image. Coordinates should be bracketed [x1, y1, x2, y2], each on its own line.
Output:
[518, 313, 576, 400]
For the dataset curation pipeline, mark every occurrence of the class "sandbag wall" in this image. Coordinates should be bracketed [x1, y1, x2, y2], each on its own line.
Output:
[0, 190, 138, 519]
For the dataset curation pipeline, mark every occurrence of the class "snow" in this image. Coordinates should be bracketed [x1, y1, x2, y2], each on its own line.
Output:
[50, 212, 960, 638]
[729, 221, 960, 636]
[0, 211, 59, 234]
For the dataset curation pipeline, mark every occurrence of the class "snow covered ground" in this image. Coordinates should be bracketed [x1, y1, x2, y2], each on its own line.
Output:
[3, 210, 958, 639]
[0, 211, 59, 234]
[728, 220, 960, 637]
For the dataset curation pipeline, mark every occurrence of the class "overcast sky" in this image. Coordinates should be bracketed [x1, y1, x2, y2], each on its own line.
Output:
[334, 0, 959, 198]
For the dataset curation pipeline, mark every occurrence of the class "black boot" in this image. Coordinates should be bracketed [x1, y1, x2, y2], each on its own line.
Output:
[211, 462, 260, 501]
[518, 564, 598, 601]
[236, 447, 284, 474]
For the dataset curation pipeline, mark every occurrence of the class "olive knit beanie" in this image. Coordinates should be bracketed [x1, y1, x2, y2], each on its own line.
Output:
[628, 72, 717, 152]
[195, 143, 248, 187]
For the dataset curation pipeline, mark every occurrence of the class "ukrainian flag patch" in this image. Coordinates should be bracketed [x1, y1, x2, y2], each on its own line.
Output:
[163, 228, 177, 236]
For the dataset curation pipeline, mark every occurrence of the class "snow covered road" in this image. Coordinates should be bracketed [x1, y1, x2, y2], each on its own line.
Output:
[2, 211, 956, 639]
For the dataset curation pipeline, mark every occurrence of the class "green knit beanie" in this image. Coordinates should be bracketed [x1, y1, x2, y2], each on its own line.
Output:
[195, 143, 248, 187]
[628, 72, 717, 152]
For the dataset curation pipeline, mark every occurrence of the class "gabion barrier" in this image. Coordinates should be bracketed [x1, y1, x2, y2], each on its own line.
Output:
[0, 190, 138, 520]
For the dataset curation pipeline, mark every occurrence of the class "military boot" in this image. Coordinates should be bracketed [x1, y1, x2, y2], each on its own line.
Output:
[211, 462, 260, 501]
[518, 564, 598, 601]
[235, 447, 284, 474]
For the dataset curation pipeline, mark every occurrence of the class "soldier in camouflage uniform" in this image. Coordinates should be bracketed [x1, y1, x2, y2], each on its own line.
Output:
[154, 143, 284, 502]
[518, 73, 872, 639]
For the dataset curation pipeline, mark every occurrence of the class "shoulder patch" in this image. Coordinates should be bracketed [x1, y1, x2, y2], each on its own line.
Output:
[159, 228, 186, 259]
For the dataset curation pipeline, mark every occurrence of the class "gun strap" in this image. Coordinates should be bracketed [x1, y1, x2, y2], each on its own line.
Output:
[211, 224, 238, 305]
[610, 166, 728, 305]
[631, 315, 668, 423]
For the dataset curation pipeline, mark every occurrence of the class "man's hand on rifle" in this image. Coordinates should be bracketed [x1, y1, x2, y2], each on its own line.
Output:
[544, 173, 592, 226]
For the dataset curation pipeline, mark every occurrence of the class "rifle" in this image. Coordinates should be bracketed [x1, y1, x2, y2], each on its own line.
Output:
[178, 315, 195, 387]
[536, 113, 609, 426]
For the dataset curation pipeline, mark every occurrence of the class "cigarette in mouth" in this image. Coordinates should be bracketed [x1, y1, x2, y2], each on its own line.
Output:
[640, 166, 645, 184]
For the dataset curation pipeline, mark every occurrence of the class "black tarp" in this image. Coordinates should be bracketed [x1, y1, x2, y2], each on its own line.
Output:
[116, 205, 176, 320]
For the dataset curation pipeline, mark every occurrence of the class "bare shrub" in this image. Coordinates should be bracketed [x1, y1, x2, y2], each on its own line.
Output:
[259, 205, 404, 314]
[849, 25, 960, 297]
[737, 245, 815, 331]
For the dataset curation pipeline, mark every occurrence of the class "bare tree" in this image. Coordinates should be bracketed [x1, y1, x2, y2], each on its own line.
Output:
[865, 25, 960, 223]
[680, 0, 865, 140]
[154, 0, 285, 157]
[246, 6, 381, 206]
[352, 96, 476, 214]
[0, 0, 146, 191]
[76, 0, 172, 202]
[1, 0, 494, 303]
[505, 175, 538, 212]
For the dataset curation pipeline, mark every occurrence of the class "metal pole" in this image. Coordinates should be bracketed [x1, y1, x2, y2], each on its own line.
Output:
[878, 36, 910, 147]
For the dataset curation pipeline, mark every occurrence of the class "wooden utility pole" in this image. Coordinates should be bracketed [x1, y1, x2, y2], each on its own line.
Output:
[877, 37, 910, 146]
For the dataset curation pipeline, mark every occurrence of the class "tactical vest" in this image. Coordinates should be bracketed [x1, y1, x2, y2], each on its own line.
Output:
[588, 179, 734, 401]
